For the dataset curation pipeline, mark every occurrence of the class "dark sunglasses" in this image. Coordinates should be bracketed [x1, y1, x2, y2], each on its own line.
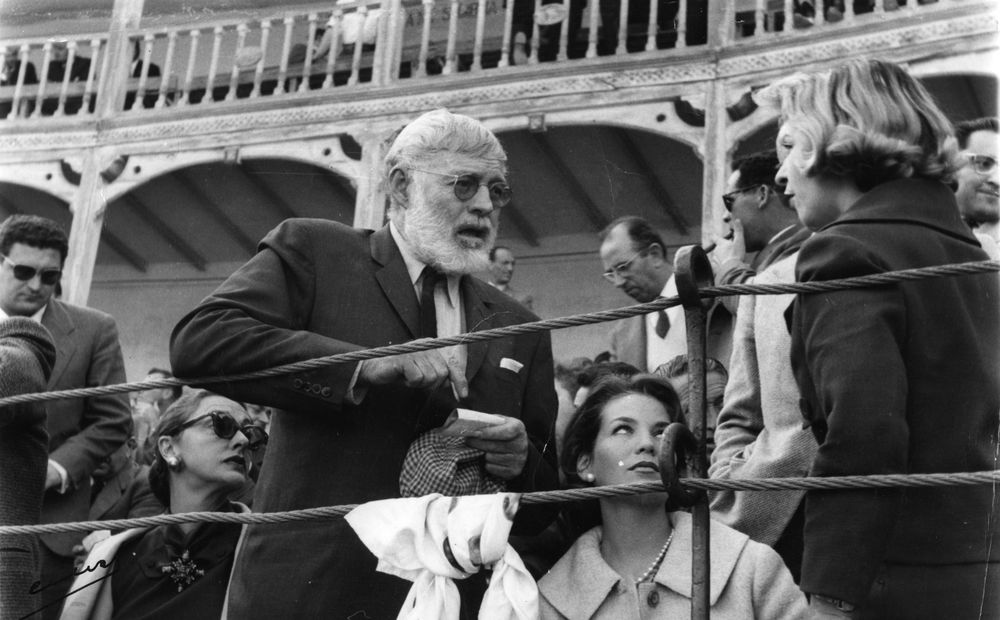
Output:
[721, 185, 765, 212]
[409, 167, 512, 208]
[175, 411, 268, 451]
[1, 255, 62, 286]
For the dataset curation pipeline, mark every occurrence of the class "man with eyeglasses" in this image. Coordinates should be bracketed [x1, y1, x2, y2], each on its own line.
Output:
[0, 214, 130, 619]
[171, 109, 557, 619]
[954, 117, 999, 259]
[599, 216, 732, 373]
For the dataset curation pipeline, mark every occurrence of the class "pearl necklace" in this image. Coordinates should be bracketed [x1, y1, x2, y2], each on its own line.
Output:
[637, 530, 675, 584]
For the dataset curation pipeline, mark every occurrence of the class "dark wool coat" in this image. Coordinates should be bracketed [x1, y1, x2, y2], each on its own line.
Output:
[790, 179, 1000, 605]
[0, 317, 56, 619]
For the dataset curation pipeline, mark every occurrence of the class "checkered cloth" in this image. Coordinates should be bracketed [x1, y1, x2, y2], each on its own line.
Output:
[400, 431, 505, 497]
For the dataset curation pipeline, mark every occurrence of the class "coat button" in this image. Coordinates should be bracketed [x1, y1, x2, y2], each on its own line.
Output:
[321, 387, 332, 398]
[646, 590, 659, 607]
[311, 384, 322, 394]
[293, 378, 303, 389]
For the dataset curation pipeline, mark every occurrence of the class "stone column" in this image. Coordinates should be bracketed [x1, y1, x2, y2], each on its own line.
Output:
[699, 79, 730, 246]
[352, 129, 396, 230]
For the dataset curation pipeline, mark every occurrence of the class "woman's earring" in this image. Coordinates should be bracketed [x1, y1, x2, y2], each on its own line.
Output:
[167, 457, 181, 470]
[581, 472, 595, 482]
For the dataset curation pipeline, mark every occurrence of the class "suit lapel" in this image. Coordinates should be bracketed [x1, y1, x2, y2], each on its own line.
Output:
[370, 227, 420, 338]
[461, 277, 490, 381]
[40, 300, 77, 388]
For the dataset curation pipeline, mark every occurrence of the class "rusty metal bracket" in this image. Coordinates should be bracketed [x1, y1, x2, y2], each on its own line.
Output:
[659, 422, 705, 511]
[673, 244, 714, 620]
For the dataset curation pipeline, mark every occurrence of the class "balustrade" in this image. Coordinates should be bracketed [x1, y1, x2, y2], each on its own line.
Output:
[0, 0, 960, 122]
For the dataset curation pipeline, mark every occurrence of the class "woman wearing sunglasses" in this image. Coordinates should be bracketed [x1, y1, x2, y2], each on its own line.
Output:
[61, 390, 267, 620]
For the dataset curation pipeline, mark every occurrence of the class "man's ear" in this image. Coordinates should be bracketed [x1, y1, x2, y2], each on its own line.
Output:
[388, 167, 410, 209]
[647, 242, 667, 266]
[757, 184, 771, 209]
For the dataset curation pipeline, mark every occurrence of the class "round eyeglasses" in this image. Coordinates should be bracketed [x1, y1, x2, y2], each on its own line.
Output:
[408, 167, 512, 208]
[174, 411, 268, 451]
[963, 153, 998, 176]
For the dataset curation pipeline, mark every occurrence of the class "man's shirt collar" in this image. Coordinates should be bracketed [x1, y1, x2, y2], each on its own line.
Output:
[389, 221, 460, 306]
[0, 304, 47, 323]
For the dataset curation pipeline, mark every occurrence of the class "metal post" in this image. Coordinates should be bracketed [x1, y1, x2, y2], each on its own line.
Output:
[674, 244, 714, 619]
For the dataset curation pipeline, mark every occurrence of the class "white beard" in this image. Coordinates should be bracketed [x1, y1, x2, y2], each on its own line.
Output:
[399, 192, 495, 275]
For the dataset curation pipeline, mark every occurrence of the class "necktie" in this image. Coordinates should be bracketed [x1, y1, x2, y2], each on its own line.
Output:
[655, 309, 670, 339]
[418, 266, 443, 338]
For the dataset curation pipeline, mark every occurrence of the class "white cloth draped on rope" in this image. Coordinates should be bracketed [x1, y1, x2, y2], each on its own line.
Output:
[345, 493, 538, 620]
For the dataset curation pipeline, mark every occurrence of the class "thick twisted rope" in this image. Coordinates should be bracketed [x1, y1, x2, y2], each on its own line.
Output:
[0, 259, 996, 408]
[1, 470, 996, 536]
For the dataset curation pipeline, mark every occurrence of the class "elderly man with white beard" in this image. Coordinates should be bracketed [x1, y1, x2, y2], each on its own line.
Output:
[170, 109, 558, 619]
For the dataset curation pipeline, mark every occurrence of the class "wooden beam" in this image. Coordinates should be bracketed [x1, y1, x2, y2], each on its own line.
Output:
[174, 171, 258, 255]
[98, 228, 150, 273]
[531, 133, 607, 232]
[119, 193, 207, 270]
[500, 200, 540, 247]
[238, 162, 299, 222]
[0, 194, 148, 273]
[615, 128, 690, 235]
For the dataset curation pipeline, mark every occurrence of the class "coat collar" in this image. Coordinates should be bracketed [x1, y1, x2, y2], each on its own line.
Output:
[40, 299, 77, 388]
[371, 226, 421, 339]
[539, 512, 750, 617]
[820, 179, 978, 245]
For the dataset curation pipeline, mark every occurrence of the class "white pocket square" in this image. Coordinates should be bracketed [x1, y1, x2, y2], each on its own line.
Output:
[500, 357, 524, 373]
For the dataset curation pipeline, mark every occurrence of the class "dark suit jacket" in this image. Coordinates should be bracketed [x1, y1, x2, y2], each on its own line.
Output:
[790, 179, 1000, 604]
[89, 462, 162, 522]
[170, 219, 558, 618]
[0, 318, 55, 619]
[40, 300, 131, 557]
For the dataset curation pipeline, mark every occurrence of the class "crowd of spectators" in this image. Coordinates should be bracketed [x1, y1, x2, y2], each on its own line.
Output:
[0, 57, 997, 619]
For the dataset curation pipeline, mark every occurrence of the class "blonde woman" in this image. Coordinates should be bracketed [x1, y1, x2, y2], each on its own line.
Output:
[762, 59, 999, 618]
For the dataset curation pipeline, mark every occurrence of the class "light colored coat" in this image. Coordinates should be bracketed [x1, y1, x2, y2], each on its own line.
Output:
[538, 512, 807, 619]
[708, 255, 818, 545]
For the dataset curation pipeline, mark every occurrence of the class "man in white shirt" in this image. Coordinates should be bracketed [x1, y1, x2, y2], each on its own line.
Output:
[171, 109, 558, 619]
[599, 216, 732, 372]
[488, 245, 534, 310]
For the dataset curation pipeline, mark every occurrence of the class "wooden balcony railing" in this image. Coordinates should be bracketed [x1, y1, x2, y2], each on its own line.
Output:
[0, 0, 956, 122]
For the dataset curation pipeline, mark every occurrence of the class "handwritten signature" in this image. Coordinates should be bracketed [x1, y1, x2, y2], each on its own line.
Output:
[21, 558, 117, 620]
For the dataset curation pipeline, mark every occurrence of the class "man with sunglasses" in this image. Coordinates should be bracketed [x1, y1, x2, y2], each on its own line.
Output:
[171, 109, 557, 619]
[0, 214, 130, 619]
[954, 117, 999, 259]
[712, 151, 810, 315]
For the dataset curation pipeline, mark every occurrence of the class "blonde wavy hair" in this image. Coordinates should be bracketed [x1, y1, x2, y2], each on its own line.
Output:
[756, 59, 961, 191]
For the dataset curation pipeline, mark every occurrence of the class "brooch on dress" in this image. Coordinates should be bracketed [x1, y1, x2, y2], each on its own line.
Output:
[161, 550, 204, 592]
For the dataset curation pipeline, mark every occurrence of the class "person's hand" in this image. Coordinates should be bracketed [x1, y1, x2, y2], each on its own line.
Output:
[712, 219, 746, 269]
[45, 462, 62, 491]
[808, 596, 857, 619]
[464, 417, 528, 480]
[358, 350, 468, 399]
[72, 530, 111, 569]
